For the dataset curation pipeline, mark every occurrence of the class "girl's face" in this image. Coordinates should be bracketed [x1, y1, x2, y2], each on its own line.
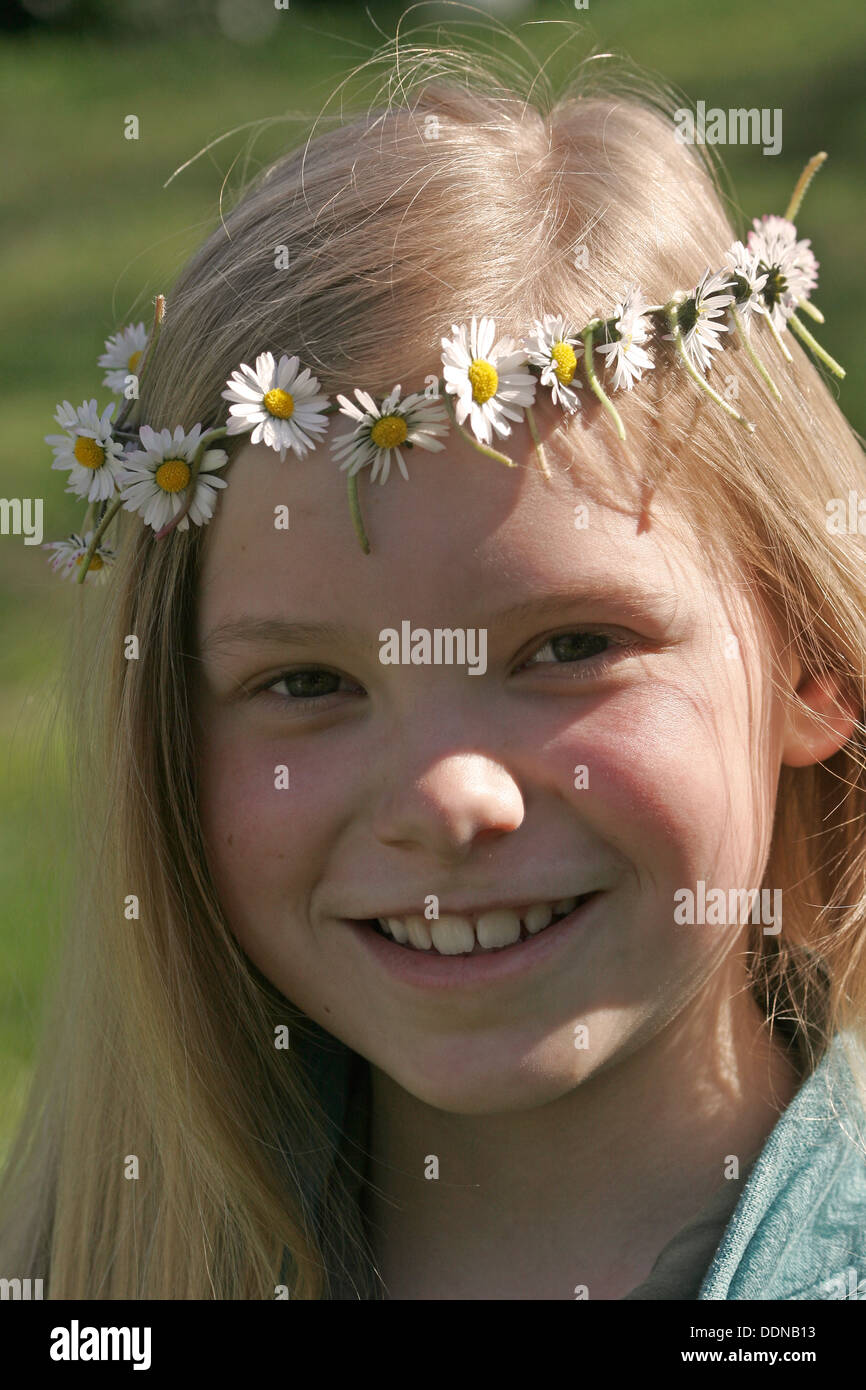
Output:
[193, 396, 798, 1114]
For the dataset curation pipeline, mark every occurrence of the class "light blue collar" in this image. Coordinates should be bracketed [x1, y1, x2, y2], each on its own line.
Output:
[698, 1032, 866, 1300]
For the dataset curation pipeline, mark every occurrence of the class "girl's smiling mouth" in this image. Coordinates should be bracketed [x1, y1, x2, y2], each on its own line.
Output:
[372, 891, 593, 951]
[341, 891, 603, 990]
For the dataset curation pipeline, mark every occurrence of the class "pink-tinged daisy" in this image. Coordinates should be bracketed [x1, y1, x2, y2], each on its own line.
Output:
[523, 315, 584, 412]
[42, 531, 116, 583]
[440, 316, 537, 446]
[98, 322, 149, 393]
[747, 214, 819, 330]
[667, 268, 735, 373]
[45, 399, 126, 503]
[330, 385, 449, 484]
[594, 285, 655, 391]
[117, 423, 229, 532]
[222, 352, 331, 460]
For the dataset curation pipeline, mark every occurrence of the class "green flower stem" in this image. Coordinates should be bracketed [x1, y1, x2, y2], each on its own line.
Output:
[666, 302, 755, 433]
[347, 471, 371, 554]
[581, 321, 625, 440]
[788, 312, 846, 378]
[76, 495, 124, 584]
[784, 152, 827, 222]
[798, 298, 824, 324]
[525, 405, 551, 480]
[320, 402, 369, 551]
[443, 391, 518, 467]
[762, 309, 793, 363]
[115, 294, 166, 433]
[730, 306, 781, 402]
[154, 426, 230, 539]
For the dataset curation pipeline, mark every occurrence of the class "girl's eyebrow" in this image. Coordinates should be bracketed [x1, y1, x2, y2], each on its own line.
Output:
[201, 618, 353, 655]
[491, 583, 681, 628]
[200, 582, 680, 656]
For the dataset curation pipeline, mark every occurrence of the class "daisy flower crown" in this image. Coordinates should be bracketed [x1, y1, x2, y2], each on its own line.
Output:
[44, 153, 844, 583]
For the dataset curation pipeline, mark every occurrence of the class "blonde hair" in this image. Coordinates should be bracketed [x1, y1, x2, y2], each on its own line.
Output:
[3, 14, 866, 1298]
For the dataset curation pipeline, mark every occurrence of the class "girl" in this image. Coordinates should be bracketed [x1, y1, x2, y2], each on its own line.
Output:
[3, 28, 866, 1300]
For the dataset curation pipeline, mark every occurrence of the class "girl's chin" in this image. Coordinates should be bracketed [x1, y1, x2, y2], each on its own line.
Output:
[362, 1045, 605, 1116]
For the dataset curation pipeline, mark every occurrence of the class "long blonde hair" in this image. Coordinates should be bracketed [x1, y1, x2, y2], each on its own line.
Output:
[3, 16, 866, 1298]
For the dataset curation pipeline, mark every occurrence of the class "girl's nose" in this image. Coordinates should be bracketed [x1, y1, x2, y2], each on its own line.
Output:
[370, 751, 525, 861]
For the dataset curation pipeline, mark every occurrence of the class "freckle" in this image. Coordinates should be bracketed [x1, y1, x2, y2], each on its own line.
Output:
[323, 1006, 331, 1014]
[276, 852, 285, 859]
[227, 834, 233, 846]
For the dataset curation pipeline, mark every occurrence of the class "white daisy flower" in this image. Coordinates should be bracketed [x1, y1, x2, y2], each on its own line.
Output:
[668, 267, 735, 373]
[747, 214, 819, 329]
[523, 315, 584, 412]
[330, 385, 449, 484]
[724, 241, 769, 332]
[117, 423, 229, 532]
[45, 398, 126, 503]
[594, 285, 655, 391]
[441, 315, 537, 446]
[98, 322, 149, 393]
[221, 351, 331, 461]
[42, 530, 116, 584]
[786, 239, 819, 300]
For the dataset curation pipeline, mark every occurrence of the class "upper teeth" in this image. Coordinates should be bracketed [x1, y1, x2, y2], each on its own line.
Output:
[377, 896, 582, 955]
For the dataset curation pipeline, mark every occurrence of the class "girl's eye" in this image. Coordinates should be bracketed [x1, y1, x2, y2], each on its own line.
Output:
[258, 668, 360, 709]
[518, 630, 637, 675]
[255, 630, 636, 711]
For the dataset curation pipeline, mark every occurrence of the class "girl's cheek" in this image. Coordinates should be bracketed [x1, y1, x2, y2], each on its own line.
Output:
[196, 722, 353, 905]
[197, 722, 290, 894]
[552, 685, 756, 873]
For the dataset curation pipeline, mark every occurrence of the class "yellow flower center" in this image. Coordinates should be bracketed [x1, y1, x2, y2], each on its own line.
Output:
[155, 457, 191, 493]
[551, 341, 577, 385]
[127, 349, 143, 373]
[76, 552, 103, 571]
[370, 414, 409, 449]
[73, 436, 105, 470]
[467, 358, 499, 404]
[263, 388, 294, 419]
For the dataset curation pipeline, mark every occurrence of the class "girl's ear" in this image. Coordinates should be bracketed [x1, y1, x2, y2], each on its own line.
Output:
[780, 666, 860, 768]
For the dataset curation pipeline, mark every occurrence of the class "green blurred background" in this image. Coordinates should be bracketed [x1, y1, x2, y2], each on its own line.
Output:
[1, 0, 864, 1165]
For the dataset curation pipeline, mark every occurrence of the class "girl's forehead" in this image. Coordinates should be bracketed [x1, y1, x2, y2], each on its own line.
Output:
[195, 425, 716, 643]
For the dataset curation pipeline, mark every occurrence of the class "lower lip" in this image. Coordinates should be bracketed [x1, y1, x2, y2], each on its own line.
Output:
[342, 893, 602, 992]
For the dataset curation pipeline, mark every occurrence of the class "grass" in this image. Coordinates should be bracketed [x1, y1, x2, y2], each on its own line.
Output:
[1, 0, 865, 1164]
